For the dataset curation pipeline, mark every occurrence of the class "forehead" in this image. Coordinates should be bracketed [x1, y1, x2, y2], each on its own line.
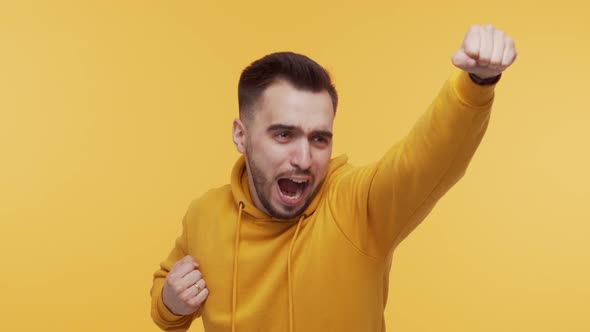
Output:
[253, 80, 334, 130]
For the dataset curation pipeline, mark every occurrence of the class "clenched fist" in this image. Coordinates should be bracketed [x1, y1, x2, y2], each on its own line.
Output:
[452, 24, 518, 79]
[162, 255, 209, 316]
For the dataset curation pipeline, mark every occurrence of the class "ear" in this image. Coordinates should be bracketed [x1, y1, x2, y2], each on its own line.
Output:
[232, 118, 247, 154]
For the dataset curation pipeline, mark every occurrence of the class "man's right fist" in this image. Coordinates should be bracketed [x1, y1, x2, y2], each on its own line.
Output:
[451, 24, 517, 79]
[162, 255, 209, 316]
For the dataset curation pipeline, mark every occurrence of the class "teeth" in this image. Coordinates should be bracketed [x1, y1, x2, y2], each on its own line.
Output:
[291, 179, 307, 184]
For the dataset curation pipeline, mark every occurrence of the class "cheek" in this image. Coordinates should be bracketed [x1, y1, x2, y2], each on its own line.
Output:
[263, 141, 293, 164]
[253, 140, 290, 172]
[313, 149, 333, 173]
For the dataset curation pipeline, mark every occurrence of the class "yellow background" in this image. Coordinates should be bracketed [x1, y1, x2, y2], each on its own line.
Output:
[1, 1, 588, 331]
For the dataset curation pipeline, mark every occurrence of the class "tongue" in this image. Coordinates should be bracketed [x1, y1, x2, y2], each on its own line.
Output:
[278, 179, 300, 196]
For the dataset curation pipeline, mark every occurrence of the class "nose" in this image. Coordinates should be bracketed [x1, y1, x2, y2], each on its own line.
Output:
[290, 139, 312, 170]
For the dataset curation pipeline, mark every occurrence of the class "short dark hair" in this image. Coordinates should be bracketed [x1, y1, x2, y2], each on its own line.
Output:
[238, 52, 338, 121]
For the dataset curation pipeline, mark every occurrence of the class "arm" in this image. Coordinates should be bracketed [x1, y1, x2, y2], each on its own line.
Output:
[150, 212, 206, 331]
[328, 24, 517, 259]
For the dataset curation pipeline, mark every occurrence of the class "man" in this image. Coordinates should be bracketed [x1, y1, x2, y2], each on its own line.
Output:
[150, 24, 517, 331]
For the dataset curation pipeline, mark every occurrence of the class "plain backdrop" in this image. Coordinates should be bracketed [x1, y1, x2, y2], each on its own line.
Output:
[1, 1, 589, 331]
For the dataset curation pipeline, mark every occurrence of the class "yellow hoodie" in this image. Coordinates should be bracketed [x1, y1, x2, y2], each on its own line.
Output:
[150, 69, 496, 332]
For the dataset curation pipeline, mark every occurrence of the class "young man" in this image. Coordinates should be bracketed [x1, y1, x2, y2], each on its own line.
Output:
[151, 24, 517, 331]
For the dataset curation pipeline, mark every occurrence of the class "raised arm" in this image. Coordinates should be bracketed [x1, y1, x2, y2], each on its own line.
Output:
[328, 24, 517, 258]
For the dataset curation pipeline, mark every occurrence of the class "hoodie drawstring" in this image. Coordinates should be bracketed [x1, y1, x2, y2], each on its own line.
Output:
[231, 201, 305, 332]
[287, 213, 305, 332]
[231, 201, 245, 332]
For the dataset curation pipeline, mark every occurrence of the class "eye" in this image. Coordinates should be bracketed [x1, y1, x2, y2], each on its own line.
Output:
[311, 135, 330, 147]
[275, 131, 291, 142]
[313, 136, 326, 143]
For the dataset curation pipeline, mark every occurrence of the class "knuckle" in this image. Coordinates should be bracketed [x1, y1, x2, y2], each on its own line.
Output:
[165, 276, 175, 287]
[186, 293, 198, 304]
[188, 298, 201, 308]
[173, 283, 184, 294]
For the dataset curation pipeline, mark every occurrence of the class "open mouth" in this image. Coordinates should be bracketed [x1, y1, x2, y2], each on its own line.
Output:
[277, 178, 309, 205]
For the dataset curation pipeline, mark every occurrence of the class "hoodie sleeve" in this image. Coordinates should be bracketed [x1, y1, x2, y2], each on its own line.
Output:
[150, 213, 201, 331]
[328, 69, 495, 259]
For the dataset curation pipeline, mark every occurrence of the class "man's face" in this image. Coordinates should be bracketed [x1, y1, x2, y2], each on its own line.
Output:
[233, 80, 334, 219]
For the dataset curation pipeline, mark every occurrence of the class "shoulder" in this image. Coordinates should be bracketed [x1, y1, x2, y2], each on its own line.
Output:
[185, 184, 233, 220]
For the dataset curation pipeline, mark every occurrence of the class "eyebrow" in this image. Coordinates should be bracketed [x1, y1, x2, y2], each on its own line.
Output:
[267, 124, 333, 138]
[267, 124, 297, 132]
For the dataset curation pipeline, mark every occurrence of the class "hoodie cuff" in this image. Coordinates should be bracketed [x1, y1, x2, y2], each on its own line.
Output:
[452, 70, 497, 108]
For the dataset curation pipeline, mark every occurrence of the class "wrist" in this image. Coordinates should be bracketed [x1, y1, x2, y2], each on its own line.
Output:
[454, 70, 495, 107]
[160, 287, 184, 318]
[469, 72, 502, 85]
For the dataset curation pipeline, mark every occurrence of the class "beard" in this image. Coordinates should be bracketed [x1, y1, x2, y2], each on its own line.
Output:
[246, 146, 318, 220]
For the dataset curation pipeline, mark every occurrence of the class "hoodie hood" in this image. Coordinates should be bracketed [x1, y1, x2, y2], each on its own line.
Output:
[230, 154, 349, 220]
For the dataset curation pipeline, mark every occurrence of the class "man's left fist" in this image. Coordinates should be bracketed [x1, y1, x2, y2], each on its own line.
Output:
[451, 24, 518, 79]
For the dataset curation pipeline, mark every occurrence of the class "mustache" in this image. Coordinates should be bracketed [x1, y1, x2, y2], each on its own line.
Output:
[277, 169, 313, 179]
